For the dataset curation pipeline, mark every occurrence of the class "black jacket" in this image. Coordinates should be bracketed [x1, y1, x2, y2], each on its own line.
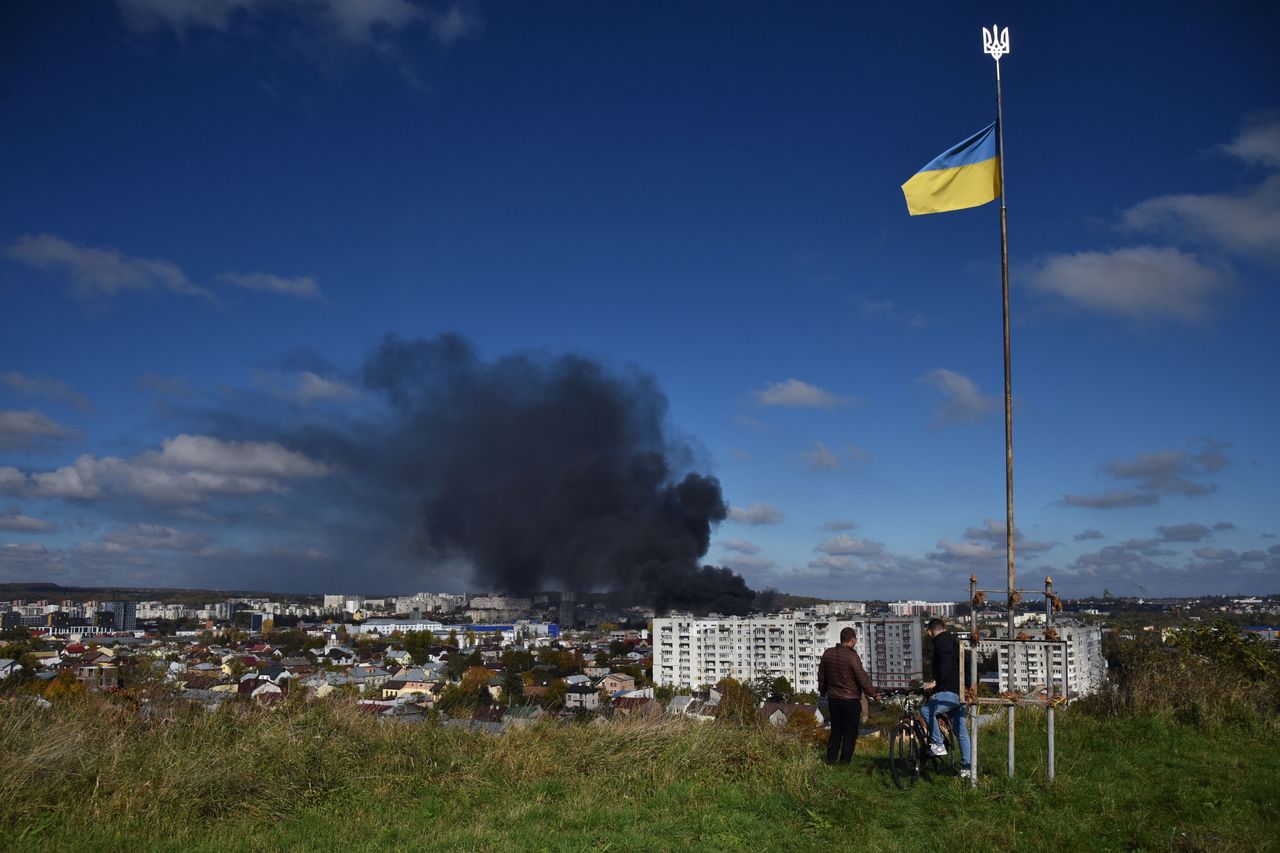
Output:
[931, 631, 963, 694]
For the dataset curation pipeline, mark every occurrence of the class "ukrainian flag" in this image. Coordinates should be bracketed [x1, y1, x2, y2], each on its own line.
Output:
[901, 121, 1001, 215]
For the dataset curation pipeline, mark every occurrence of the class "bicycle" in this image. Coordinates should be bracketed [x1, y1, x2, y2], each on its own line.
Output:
[881, 688, 958, 789]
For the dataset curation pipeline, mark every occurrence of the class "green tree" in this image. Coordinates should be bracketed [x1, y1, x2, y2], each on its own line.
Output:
[501, 668, 524, 705]
[769, 676, 795, 703]
[715, 678, 761, 727]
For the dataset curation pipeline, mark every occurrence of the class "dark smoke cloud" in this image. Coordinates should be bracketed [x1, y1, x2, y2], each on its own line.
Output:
[305, 334, 755, 613]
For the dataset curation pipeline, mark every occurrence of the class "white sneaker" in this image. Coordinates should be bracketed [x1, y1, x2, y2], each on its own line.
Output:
[929, 742, 948, 757]
[959, 767, 974, 779]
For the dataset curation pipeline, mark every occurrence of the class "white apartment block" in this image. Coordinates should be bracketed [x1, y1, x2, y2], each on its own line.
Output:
[981, 624, 1106, 697]
[862, 617, 924, 688]
[889, 600, 957, 617]
[652, 612, 923, 693]
[812, 601, 867, 617]
[469, 594, 532, 611]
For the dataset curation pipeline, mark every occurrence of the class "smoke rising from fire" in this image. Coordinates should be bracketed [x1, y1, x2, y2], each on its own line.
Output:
[347, 334, 755, 614]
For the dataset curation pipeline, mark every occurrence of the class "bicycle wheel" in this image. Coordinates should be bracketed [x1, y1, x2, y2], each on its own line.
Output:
[888, 724, 919, 790]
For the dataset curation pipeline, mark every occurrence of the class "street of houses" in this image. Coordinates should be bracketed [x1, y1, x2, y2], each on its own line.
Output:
[0, 624, 830, 734]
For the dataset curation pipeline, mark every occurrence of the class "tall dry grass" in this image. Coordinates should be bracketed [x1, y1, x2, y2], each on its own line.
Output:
[1078, 622, 1280, 731]
[0, 694, 818, 836]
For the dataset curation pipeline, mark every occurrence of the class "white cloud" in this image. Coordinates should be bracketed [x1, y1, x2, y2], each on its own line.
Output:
[801, 441, 840, 472]
[0, 434, 330, 505]
[822, 520, 857, 531]
[425, 2, 479, 44]
[1156, 522, 1212, 542]
[219, 271, 326, 302]
[253, 369, 361, 403]
[814, 535, 884, 558]
[323, 0, 421, 41]
[4, 234, 214, 302]
[0, 409, 78, 451]
[1027, 246, 1228, 323]
[0, 508, 56, 532]
[1123, 175, 1280, 264]
[0, 372, 92, 412]
[116, 0, 255, 33]
[78, 523, 211, 554]
[720, 539, 762, 555]
[297, 371, 360, 402]
[1220, 117, 1280, 169]
[806, 554, 862, 573]
[753, 379, 850, 409]
[154, 434, 330, 478]
[1063, 439, 1228, 509]
[727, 503, 783, 526]
[917, 368, 994, 426]
[115, 0, 480, 46]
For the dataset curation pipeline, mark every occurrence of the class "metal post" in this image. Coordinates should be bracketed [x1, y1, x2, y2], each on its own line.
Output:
[969, 574, 979, 787]
[1046, 575, 1056, 781]
[984, 22, 1016, 783]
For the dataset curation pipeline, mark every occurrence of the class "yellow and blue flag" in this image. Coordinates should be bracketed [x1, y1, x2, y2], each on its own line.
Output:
[901, 121, 1001, 215]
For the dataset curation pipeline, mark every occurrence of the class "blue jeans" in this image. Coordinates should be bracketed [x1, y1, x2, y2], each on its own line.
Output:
[922, 690, 971, 769]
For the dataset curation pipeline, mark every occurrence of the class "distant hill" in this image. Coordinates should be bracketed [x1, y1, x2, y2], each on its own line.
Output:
[0, 582, 317, 606]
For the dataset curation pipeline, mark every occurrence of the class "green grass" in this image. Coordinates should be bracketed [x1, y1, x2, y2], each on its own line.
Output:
[1, 697, 1275, 852]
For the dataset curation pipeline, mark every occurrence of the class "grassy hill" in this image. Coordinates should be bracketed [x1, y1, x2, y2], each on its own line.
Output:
[1, 695, 1275, 852]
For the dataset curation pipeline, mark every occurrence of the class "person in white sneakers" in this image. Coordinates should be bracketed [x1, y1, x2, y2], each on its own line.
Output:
[920, 618, 973, 778]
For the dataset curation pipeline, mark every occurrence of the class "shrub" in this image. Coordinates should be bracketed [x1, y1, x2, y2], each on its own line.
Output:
[1079, 620, 1279, 730]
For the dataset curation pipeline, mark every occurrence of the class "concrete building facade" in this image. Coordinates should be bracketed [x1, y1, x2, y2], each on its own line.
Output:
[982, 624, 1106, 697]
[652, 611, 923, 693]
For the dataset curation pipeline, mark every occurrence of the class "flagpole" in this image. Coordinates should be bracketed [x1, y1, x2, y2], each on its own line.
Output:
[984, 23, 1015, 777]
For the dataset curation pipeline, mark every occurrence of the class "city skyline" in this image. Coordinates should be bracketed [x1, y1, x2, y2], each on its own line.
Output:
[2, 2, 1279, 599]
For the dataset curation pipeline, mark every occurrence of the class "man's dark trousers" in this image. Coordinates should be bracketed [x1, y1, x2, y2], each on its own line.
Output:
[826, 697, 862, 764]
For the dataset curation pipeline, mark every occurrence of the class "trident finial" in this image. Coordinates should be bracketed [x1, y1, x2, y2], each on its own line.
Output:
[983, 25, 1010, 61]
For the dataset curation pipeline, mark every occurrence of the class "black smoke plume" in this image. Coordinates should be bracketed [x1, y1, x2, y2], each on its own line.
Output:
[351, 334, 755, 614]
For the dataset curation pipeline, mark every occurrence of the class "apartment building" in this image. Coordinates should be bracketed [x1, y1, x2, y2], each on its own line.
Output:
[652, 612, 922, 693]
[982, 623, 1106, 697]
[888, 600, 957, 617]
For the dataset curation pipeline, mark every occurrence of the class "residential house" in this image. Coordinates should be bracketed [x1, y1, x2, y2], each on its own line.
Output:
[599, 672, 636, 694]
[348, 664, 392, 694]
[610, 696, 662, 720]
[502, 704, 545, 731]
[759, 702, 824, 728]
[564, 684, 600, 711]
[381, 668, 437, 700]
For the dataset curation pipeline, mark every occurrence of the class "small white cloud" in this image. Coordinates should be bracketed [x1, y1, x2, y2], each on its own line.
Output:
[1123, 175, 1280, 265]
[800, 441, 840, 472]
[727, 503, 784, 526]
[814, 535, 884, 558]
[753, 379, 850, 409]
[720, 539, 762, 555]
[0, 409, 78, 451]
[1027, 246, 1228, 324]
[296, 371, 360, 402]
[1220, 117, 1280, 169]
[4, 234, 214, 302]
[154, 434, 330, 478]
[918, 369, 993, 427]
[219, 271, 326, 302]
[0, 508, 56, 532]
[0, 372, 92, 412]
[427, 2, 480, 43]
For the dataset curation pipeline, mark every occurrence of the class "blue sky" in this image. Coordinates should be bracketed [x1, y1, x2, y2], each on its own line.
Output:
[1, 1, 1278, 599]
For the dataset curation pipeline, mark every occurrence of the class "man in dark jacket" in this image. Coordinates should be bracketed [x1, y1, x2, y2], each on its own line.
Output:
[817, 626, 878, 764]
[921, 618, 972, 778]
